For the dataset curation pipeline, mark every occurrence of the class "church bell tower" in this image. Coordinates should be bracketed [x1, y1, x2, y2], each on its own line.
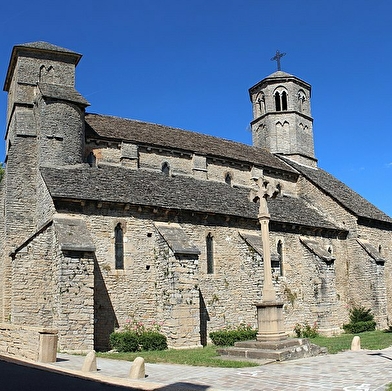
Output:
[249, 53, 317, 167]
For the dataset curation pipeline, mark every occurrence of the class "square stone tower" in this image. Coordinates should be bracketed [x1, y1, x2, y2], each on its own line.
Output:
[2, 42, 90, 238]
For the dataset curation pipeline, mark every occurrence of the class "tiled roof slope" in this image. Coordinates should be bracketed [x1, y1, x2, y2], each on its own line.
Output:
[281, 158, 392, 224]
[40, 165, 340, 231]
[16, 41, 80, 54]
[38, 83, 90, 107]
[85, 113, 296, 174]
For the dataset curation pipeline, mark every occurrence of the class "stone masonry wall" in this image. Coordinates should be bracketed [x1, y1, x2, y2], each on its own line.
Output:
[36, 173, 56, 229]
[361, 223, 392, 327]
[55, 251, 95, 351]
[0, 183, 6, 322]
[84, 141, 300, 196]
[0, 323, 57, 361]
[349, 223, 391, 328]
[37, 100, 84, 166]
[5, 115, 38, 246]
[6, 51, 76, 125]
[139, 150, 193, 177]
[297, 175, 392, 328]
[10, 223, 95, 351]
[11, 225, 57, 327]
[206, 160, 252, 187]
[61, 203, 356, 349]
[154, 234, 200, 348]
[84, 208, 201, 349]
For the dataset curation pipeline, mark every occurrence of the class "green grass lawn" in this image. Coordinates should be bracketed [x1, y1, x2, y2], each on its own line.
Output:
[97, 344, 259, 368]
[96, 330, 392, 367]
[311, 330, 392, 354]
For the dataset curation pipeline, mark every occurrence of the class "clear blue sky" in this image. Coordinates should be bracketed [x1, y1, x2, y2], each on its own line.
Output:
[0, 0, 391, 216]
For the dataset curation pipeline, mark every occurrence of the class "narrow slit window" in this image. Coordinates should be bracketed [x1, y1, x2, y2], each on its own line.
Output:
[206, 233, 214, 274]
[87, 152, 96, 167]
[274, 92, 281, 111]
[281, 91, 288, 110]
[115, 223, 124, 270]
[276, 240, 283, 276]
[162, 162, 170, 176]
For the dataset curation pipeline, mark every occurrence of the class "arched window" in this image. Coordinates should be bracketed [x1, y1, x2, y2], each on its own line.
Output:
[225, 173, 232, 186]
[162, 162, 170, 176]
[39, 64, 54, 83]
[255, 92, 266, 116]
[298, 90, 306, 112]
[281, 91, 287, 110]
[115, 223, 124, 270]
[274, 91, 281, 111]
[206, 233, 214, 274]
[274, 89, 288, 112]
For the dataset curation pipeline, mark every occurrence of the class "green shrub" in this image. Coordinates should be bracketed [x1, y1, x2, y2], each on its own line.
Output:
[110, 329, 168, 352]
[109, 331, 139, 352]
[293, 322, 319, 338]
[139, 331, 168, 351]
[348, 306, 374, 323]
[343, 306, 376, 334]
[110, 318, 167, 353]
[210, 324, 257, 346]
[343, 320, 377, 334]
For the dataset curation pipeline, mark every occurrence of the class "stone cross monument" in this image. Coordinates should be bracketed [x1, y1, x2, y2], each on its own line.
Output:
[255, 177, 287, 342]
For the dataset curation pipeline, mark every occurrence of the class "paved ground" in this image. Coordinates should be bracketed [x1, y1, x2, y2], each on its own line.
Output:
[7, 348, 392, 390]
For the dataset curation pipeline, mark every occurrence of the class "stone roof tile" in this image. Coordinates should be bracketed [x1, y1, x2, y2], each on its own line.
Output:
[84, 113, 296, 174]
[40, 165, 340, 231]
[16, 41, 80, 55]
[357, 239, 386, 265]
[39, 83, 90, 107]
[53, 216, 95, 252]
[300, 237, 335, 263]
[281, 158, 392, 224]
[155, 222, 200, 255]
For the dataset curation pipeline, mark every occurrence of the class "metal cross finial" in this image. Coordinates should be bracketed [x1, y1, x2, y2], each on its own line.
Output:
[271, 50, 286, 71]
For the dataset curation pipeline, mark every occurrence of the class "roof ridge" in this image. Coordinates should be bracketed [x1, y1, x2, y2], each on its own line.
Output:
[283, 158, 392, 224]
[16, 41, 80, 55]
[84, 113, 297, 174]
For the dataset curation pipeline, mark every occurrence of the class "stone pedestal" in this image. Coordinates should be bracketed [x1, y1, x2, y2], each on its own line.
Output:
[38, 331, 58, 363]
[217, 337, 325, 362]
[255, 301, 287, 342]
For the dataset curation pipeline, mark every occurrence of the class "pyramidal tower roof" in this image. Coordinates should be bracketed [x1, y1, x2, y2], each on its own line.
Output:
[16, 41, 81, 55]
[265, 70, 294, 78]
[249, 69, 311, 96]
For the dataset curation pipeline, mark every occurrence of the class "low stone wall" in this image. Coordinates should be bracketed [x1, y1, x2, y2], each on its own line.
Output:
[0, 323, 58, 362]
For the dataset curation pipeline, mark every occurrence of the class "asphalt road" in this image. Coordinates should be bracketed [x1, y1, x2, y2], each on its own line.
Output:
[0, 356, 141, 391]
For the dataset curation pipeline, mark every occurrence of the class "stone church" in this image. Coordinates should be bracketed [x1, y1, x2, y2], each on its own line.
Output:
[0, 41, 391, 352]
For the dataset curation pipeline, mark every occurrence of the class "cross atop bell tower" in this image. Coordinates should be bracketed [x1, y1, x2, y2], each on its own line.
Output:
[271, 50, 286, 71]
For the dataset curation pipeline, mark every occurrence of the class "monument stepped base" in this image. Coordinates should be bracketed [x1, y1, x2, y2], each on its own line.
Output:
[217, 338, 326, 362]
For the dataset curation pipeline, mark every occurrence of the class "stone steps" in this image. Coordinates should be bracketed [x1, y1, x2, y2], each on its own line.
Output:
[217, 338, 327, 362]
